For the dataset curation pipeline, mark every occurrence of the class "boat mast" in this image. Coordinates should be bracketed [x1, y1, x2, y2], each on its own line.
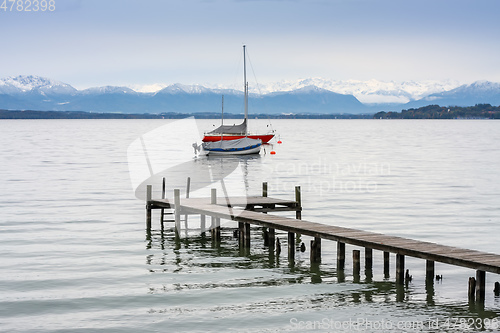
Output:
[221, 95, 224, 140]
[243, 45, 248, 135]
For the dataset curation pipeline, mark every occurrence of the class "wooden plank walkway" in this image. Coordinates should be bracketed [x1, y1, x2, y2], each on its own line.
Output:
[146, 182, 500, 304]
[149, 195, 500, 275]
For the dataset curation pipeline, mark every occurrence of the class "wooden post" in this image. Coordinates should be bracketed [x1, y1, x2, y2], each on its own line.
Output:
[174, 189, 180, 237]
[310, 237, 321, 263]
[160, 178, 166, 226]
[476, 270, 485, 304]
[200, 215, 206, 234]
[244, 223, 251, 248]
[263, 228, 269, 246]
[353, 250, 361, 276]
[426, 260, 435, 281]
[238, 222, 245, 247]
[288, 231, 295, 261]
[337, 242, 345, 270]
[268, 227, 275, 250]
[211, 188, 217, 204]
[261, 182, 269, 246]
[365, 248, 373, 269]
[210, 188, 221, 242]
[215, 218, 221, 241]
[396, 254, 405, 285]
[383, 252, 390, 278]
[146, 185, 152, 232]
[468, 277, 476, 301]
[295, 186, 302, 220]
[184, 177, 191, 230]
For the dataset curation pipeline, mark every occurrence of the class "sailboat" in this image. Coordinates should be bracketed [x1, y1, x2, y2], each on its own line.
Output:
[202, 45, 275, 144]
[200, 95, 262, 156]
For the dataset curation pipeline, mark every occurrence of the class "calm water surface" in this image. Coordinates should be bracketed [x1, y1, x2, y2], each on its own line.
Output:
[1, 119, 499, 332]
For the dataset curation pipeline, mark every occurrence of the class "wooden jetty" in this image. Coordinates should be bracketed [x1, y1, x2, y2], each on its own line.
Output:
[145, 181, 500, 305]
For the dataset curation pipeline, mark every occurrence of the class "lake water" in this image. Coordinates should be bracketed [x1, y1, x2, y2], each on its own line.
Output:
[1, 119, 500, 332]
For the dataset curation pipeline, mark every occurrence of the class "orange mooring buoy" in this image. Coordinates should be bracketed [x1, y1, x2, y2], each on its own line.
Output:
[277, 140, 282, 144]
[270, 151, 276, 155]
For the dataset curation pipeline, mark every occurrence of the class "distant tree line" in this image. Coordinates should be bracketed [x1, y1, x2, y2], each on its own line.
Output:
[0, 109, 372, 119]
[374, 104, 500, 119]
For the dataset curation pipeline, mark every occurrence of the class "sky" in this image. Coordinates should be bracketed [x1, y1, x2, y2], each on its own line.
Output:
[2, 0, 500, 90]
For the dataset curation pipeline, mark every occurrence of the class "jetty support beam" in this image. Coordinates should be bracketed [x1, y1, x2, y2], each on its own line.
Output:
[396, 254, 405, 285]
[365, 248, 373, 270]
[245, 223, 251, 248]
[352, 250, 361, 282]
[288, 232, 295, 262]
[210, 189, 221, 242]
[337, 242, 345, 270]
[295, 186, 302, 220]
[310, 237, 321, 263]
[174, 189, 181, 238]
[476, 270, 485, 304]
[426, 260, 435, 281]
[146, 185, 152, 232]
[383, 251, 390, 278]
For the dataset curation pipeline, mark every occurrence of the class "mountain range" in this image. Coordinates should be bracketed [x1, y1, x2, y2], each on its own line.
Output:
[1, 75, 500, 115]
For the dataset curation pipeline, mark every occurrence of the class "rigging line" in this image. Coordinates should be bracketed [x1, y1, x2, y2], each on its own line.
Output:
[245, 48, 264, 96]
[246, 47, 273, 123]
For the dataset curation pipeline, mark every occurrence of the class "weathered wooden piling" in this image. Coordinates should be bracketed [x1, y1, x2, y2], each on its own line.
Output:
[353, 250, 361, 276]
[288, 232, 295, 261]
[238, 222, 244, 247]
[426, 260, 435, 281]
[263, 228, 269, 246]
[337, 242, 345, 270]
[268, 228, 275, 250]
[383, 251, 390, 278]
[244, 223, 251, 248]
[365, 248, 373, 270]
[184, 177, 191, 229]
[295, 186, 301, 220]
[174, 189, 181, 237]
[396, 254, 405, 285]
[146, 185, 152, 231]
[160, 178, 166, 226]
[210, 189, 221, 242]
[200, 215, 206, 234]
[468, 276, 476, 301]
[261, 182, 276, 251]
[310, 237, 321, 263]
[476, 270, 486, 303]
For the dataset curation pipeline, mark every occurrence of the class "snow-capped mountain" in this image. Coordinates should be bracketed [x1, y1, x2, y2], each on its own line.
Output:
[405, 80, 500, 108]
[1, 75, 500, 114]
[0, 75, 77, 95]
[80, 86, 137, 95]
[233, 78, 462, 104]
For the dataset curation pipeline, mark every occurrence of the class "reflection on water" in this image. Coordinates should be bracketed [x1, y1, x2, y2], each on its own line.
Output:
[145, 224, 500, 326]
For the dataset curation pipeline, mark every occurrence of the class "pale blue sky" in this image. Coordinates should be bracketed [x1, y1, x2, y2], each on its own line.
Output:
[2, 0, 500, 88]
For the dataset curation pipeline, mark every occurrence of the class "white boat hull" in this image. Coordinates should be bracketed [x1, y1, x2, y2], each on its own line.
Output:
[201, 137, 262, 156]
[204, 145, 261, 155]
